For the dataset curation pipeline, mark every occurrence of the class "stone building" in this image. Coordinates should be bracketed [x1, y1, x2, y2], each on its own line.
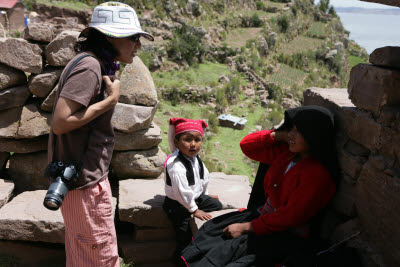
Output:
[0, 0, 25, 31]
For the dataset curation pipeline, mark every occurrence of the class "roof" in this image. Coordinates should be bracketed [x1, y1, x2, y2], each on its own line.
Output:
[0, 0, 19, 9]
[361, 0, 400, 8]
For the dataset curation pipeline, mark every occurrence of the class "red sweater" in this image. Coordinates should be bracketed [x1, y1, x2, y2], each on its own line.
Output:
[240, 130, 336, 236]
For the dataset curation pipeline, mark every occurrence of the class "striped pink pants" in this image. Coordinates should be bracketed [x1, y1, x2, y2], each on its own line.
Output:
[61, 177, 119, 267]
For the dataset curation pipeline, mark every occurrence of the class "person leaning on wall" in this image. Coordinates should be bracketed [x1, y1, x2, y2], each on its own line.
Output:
[46, 2, 154, 266]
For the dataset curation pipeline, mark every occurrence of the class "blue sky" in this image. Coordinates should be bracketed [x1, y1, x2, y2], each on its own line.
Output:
[315, 0, 395, 9]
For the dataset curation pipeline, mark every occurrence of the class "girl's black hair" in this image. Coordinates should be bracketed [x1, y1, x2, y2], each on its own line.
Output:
[276, 105, 339, 183]
[175, 133, 184, 141]
[74, 29, 119, 63]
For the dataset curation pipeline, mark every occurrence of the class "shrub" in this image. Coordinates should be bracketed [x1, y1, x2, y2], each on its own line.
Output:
[167, 24, 205, 66]
[256, 1, 265, 10]
[277, 14, 289, 33]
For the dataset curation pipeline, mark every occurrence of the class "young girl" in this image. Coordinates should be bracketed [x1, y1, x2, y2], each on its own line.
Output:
[180, 106, 337, 267]
[163, 118, 222, 262]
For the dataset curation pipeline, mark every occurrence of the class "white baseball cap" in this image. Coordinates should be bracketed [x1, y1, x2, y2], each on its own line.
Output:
[80, 2, 154, 41]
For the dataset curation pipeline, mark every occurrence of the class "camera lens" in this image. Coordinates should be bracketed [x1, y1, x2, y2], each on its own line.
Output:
[43, 177, 69, 211]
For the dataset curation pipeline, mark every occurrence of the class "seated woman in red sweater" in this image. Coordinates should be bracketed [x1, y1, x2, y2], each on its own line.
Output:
[180, 105, 337, 267]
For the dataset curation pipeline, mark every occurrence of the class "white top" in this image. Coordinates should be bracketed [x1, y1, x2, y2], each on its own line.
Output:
[164, 149, 210, 213]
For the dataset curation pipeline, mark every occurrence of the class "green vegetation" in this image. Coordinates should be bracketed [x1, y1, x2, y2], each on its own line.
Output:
[306, 22, 328, 39]
[22, 0, 92, 10]
[265, 64, 308, 89]
[348, 55, 367, 68]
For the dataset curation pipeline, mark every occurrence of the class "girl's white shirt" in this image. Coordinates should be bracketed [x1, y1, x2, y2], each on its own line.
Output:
[164, 149, 210, 213]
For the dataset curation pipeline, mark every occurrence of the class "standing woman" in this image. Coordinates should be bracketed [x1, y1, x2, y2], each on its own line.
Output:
[47, 2, 154, 266]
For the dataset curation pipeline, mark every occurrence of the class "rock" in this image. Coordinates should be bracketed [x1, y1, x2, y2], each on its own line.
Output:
[0, 179, 14, 209]
[118, 178, 171, 228]
[29, 67, 62, 98]
[16, 104, 51, 139]
[0, 63, 27, 91]
[0, 190, 64, 243]
[119, 237, 175, 264]
[369, 46, 400, 69]
[112, 147, 166, 179]
[343, 139, 370, 157]
[112, 102, 158, 133]
[119, 173, 251, 228]
[257, 35, 269, 56]
[8, 151, 48, 192]
[282, 97, 300, 109]
[23, 23, 55, 43]
[0, 135, 48, 153]
[218, 75, 230, 84]
[45, 31, 79, 66]
[0, 38, 43, 74]
[114, 123, 162, 151]
[190, 209, 237, 235]
[0, 106, 22, 138]
[133, 227, 175, 242]
[338, 149, 366, 179]
[40, 83, 58, 112]
[185, 0, 202, 16]
[331, 176, 357, 217]
[356, 158, 400, 266]
[334, 42, 344, 52]
[348, 64, 400, 114]
[0, 85, 31, 111]
[119, 57, 158, 106]
[325, 49, 337, 61]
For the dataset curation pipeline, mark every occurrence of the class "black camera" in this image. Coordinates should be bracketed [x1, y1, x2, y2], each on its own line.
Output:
[43, 161, 79, 211]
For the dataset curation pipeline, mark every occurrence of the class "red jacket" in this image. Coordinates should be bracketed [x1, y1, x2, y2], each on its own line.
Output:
[240, 130, 336, 235]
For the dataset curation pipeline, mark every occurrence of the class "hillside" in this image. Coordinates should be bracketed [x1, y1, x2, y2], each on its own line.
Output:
[23, 0, 369, 183]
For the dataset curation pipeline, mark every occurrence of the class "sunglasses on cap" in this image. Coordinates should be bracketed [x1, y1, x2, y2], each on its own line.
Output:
[130, 34, 141, 42]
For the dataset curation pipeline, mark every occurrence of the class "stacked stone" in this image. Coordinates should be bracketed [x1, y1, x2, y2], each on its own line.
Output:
[118, 171, 251, 266]
[0, 23, 165, 264]
[303, 46, 400, 267]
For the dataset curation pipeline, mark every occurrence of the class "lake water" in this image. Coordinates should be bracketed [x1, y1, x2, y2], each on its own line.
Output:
[337, 12, 400, 54]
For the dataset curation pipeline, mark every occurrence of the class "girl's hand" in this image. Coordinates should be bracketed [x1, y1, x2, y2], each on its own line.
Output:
[272, 130, 289, 143]
[223, 222, 253, 238]
[193, 209, 212, 221]
[209, 195, 219, 200]
[103, 75, 120, 105]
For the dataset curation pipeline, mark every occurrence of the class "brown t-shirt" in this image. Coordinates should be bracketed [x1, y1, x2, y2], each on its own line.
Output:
[48, 52, 115, 190]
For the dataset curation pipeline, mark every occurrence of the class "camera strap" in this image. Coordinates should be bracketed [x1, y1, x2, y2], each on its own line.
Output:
[51, 53, 106, 163]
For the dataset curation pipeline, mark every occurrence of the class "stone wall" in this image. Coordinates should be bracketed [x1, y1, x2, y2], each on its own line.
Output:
[0, 23, 168, 265]
[304, 46, 400, 267]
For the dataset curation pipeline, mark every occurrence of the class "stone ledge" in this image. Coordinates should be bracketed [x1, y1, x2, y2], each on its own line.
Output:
[118, 173, 251, 228]
[0, 190, 117, 244]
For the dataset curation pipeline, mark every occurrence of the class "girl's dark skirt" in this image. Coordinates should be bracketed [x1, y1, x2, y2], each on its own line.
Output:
[181, 209, 317, 267]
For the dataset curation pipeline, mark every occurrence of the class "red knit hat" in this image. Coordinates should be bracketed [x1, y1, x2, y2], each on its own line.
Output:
[168, 118, 208, 152]
[169, 118, 208, 136]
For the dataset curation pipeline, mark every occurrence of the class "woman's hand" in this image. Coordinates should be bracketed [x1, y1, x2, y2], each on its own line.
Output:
[223, 222, 253, 238]
[192, 209, 213, 221]
[103, 75, 120, 105]
[209, 195, 219, 200]
[271, 130, 289, 143]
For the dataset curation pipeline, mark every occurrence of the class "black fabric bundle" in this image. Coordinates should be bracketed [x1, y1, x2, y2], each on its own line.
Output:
[276, 105, 338, 182]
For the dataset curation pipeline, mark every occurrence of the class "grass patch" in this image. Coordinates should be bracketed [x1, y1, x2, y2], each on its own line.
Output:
[348, 55, 367, 69]
[306, 22, 327, 39]
[277, 36, 324, 55]
[266, 64, 307, 88]
[153, 62, 232, 89]
[23, 0, 92, 10]
[224, 28, 263, 48]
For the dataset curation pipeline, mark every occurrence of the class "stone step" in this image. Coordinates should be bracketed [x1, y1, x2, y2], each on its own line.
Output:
[0, 190, 117, 244]
[118, 172, 251, 228]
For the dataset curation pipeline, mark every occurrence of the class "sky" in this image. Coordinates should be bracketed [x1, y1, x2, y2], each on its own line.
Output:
[315, 0, 395, 9]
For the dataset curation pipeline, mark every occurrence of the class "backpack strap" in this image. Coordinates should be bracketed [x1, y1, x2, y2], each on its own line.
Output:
[165, 152, 204, 186]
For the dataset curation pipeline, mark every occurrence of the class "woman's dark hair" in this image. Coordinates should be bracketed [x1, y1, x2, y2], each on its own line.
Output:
[276, 105, 339, 183]
[74, 29, 119, 63]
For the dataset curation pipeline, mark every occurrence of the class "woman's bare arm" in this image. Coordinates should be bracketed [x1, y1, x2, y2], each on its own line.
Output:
[52, 76, 120, 135]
